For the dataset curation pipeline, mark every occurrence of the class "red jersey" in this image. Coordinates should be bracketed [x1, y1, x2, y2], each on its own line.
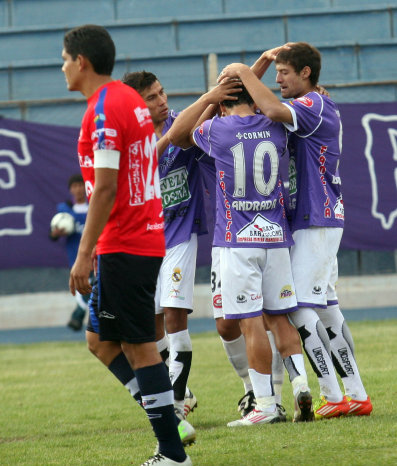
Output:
[77, 80, 165, 257]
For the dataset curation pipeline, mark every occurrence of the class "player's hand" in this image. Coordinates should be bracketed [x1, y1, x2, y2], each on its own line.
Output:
[218, 63, 250, 82]
[316, 84, 330, 97]
[259, 42, 294, 62]
[50, 227, 68, 238]
[206, 78, 242, 103]
[69, 252, 93, 296]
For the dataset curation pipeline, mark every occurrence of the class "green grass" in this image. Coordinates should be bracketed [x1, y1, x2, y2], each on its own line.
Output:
[1, 320, 397, 465]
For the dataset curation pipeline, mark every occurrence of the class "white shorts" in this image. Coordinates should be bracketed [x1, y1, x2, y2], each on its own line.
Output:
[220, 247, 298, 320]
[155, 234, 197, 314]
[211, 247, 223, 319]
[290, 227, 343, 309]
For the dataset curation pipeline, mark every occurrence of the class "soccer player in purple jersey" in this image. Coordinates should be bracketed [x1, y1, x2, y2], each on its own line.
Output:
[122, 71, 207, 429]
[220, 42, 372, 419]
[169, 81, 314, 426]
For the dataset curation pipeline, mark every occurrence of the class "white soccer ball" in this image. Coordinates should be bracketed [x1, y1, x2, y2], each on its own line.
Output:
[50, 212, 75, 235]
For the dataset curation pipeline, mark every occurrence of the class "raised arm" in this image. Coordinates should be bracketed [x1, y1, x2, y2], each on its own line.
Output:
[250, 43, 293, 79]
[168, 80, 241, 148]
[219, 64, 293, 124]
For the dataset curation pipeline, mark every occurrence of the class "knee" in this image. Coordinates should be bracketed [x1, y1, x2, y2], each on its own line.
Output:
[216, 317, 241, 341]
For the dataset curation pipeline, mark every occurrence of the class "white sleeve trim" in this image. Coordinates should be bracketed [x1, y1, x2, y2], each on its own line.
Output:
[94, 150, 120, 169]
[281, 102, 298, 132]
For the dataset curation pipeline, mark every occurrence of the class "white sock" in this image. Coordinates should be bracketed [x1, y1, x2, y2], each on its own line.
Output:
[248, 368, 276, 413]
[267, 331, 284, 405]
[319, 305, 368, 400]
[290, 307, 344, 402]
[221, 334, 252, 393]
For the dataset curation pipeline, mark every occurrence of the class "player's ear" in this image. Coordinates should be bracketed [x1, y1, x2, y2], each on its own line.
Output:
[77, 54, 89, 71]
[220, 103, 227, 117]
[301, 66, 311, 81]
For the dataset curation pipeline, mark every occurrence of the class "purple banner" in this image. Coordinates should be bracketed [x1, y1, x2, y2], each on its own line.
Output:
[0, 118, 80, 269]
[339, 102, 397, 250]
[1, 103, 397, 269]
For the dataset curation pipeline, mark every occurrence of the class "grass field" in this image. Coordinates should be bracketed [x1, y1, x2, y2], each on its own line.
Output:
[1, 319, 397, 465]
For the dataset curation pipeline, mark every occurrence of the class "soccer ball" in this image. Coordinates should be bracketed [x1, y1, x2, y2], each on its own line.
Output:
[50, 212, 75, 235]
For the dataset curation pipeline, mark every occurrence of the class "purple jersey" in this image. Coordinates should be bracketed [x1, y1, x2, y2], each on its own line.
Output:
[160, 111, 207, 248]
[283, 92, 344, 232]
[193, 113, 293, 248]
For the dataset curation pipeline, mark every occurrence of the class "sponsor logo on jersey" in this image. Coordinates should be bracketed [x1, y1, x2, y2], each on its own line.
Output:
[231, 199, 277, 211]
[94, 113, 106, 123]
[160, 167, 191, 209]
[312, 347, 330, 375]
[94, 139, 116, 151]
[146, 222, 164, 231]
[78, 154, 94, 167]
[312, 285, 322, 295]
[236, 214, 283, 243]
[236, 294, 247, 303]
[333, 195, 344, 220]
[172, 267, 182, 282]
[280, 285, 295, 299]
[199, 122, 204, 135]
[288, 156, 297, 196]
[159, 145, 178, 173]
[236, 130, 271, 140]
[134, 106, 151, 125]
[213, 294, 222, 308]
[295, 96, 314, 107]
[91, 127, 117, 140]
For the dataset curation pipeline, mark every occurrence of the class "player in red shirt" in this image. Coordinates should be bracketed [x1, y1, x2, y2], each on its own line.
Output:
[62, 24, 191, 466]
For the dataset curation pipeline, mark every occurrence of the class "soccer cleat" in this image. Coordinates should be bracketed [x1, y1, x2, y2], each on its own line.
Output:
[227, 408, 285, 427]
[346, 396, 373, 416]
[237, 390, 257, 417]
[293, 390, 314, 422]
[276, 404, 287, 422]
[314, 396, 350, 420]
[178, 419, 196, 446]
[141, 453, 192, 466]
[184, 389, 198, 418]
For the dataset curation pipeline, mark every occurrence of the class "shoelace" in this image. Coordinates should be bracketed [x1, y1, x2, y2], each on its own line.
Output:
[142, 453, 165, 465]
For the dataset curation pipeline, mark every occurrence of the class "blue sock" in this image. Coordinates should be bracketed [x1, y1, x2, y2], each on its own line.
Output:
[108, 352, 142, 406]
[135, 362, 186, 462]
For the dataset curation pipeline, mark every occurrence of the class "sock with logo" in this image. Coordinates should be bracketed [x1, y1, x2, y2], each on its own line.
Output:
[135, 362, 186, 462]
[289, 307, 344, 402]
[319, 304, 368, 400]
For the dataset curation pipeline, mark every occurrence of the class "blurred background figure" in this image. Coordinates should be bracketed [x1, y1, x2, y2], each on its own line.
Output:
[49, 174, 89, 331]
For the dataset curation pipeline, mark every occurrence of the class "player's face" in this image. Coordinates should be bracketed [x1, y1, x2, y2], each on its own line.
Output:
[275, 62, 307, 99]
[70, 182, 86, 204]
[140, 81, 169, 125]
[61, 49, 81, 91]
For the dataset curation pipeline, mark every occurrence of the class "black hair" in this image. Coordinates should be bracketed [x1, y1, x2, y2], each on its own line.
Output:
[68, 173, 84, 188]
[121, 71, 159, 93]
[275, 42, 321, 86]
[63, 24, 115, 75]
[222, 83, 254, 108]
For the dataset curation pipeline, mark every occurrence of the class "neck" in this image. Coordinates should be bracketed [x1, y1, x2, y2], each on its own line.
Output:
[81, 74, 114, 99]
[154, 120, 166, 139]
[226, 104, 255, 117]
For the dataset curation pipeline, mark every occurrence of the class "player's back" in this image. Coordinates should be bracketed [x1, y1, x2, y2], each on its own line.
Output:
[193, 113, 293, 248]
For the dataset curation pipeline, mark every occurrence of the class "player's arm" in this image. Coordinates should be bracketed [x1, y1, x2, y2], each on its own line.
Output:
[250, 43, 293, 79]
[219, 64, 293, 124]
[69, 155, 119, 296]
[156, 134, 169, 158]
[168, 80, 241, 148]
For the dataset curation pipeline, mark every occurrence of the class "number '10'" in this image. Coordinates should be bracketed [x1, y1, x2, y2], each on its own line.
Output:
[230, 141, 279, 197]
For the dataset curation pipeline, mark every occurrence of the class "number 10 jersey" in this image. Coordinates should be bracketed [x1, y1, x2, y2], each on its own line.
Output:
[193, 113, 293, 249]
